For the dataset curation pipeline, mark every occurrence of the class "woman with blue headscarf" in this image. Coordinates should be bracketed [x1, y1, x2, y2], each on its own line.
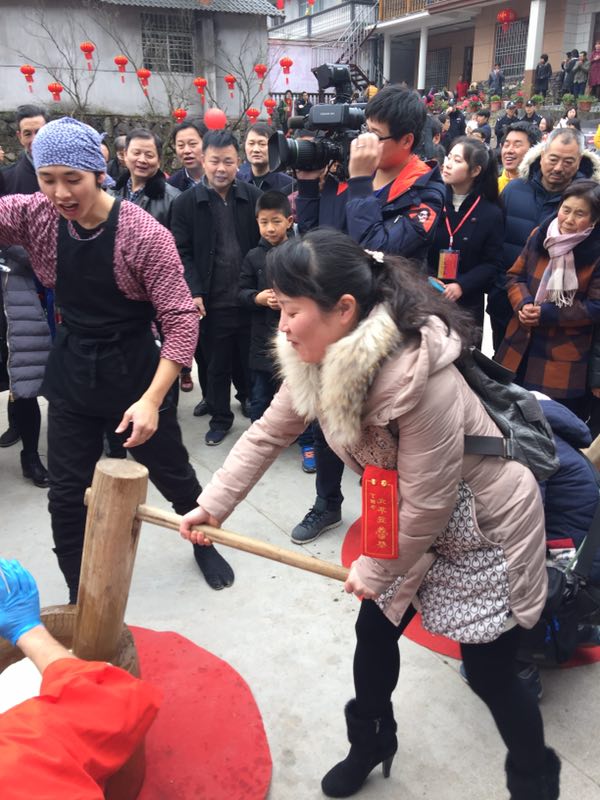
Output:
[0, 117, 234, 600]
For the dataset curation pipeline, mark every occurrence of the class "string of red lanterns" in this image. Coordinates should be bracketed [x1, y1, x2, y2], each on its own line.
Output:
[114, 55, 128, 83]
[496, 8, 517, 33]
[279, 56, 293, 85]
[48, 82, 63, 102]
[80, 41, 95, 71]
[20, 65, 35, 93]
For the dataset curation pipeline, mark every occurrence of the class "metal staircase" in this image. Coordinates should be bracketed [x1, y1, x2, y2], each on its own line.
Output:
[329, 1, 380, 90]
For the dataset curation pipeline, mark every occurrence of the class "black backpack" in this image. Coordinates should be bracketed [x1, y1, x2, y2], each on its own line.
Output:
[456, 347, 560, 482]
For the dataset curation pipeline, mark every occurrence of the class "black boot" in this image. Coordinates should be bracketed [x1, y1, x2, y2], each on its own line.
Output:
[20, 451, 49, 488]
[0, 427, 20, 447]
[506, 747, 561, 800]
[321, 699, 397, 798]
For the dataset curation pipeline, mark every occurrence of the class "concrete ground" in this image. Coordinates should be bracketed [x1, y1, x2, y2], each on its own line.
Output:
[1, 380, 600, 800]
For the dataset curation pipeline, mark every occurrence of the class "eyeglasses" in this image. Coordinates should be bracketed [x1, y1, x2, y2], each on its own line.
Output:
[361, 125, 394, 142]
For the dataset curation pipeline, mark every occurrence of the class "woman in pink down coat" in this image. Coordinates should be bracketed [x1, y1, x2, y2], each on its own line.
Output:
[180, 228, 560, 800]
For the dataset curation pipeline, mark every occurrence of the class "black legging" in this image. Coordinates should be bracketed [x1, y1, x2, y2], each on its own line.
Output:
[9, 396, 41, 455]
[353, 600, 546, 776]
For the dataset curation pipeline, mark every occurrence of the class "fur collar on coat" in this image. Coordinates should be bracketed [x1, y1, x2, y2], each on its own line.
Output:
[275, 306, 464, 450]
[275, 304, 401, 449]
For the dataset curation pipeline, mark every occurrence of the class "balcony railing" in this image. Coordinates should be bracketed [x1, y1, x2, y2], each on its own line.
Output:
[378, 0, 447, 22]
[269, 0, 376, 41]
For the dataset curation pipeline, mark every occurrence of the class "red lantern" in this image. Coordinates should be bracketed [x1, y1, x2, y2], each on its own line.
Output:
[279, 56, 293, 85]
[137, 67, 151, 96]
[224, 73, 237, 98]
[193, 76, 208, 104]
[264, 96, 277, 125]
[253, 63, 267, 90]
[48, 82, 63, 102]
[114, 55, 128, 84]
[246, 107, 260, 125]
[80, 41, 95, 71]
[497, 7, 516, 33]
[306, 0, 315, 13]
[173, 108, 188, 123]
[276, 0, 284, 9]
[204, 108, 227, 130]
[20, 64, 35, 93]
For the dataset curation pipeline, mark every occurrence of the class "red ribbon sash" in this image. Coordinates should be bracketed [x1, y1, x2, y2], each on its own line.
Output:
[361, 465, 399, 559]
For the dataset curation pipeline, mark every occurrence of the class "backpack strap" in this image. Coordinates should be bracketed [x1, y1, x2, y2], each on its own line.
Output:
[464, 434, 515, 460]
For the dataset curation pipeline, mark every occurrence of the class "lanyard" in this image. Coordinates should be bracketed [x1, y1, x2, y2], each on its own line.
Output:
[444, 195, 481, 249]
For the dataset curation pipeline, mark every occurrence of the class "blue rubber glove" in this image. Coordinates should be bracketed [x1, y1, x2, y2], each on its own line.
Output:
[0, 559, 41, 645]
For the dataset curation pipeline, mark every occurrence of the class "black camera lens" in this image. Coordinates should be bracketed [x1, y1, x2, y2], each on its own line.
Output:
[268, 131, 343, 172]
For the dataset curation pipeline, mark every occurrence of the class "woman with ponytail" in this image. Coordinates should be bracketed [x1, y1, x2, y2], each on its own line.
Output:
[180, 228, 559, 800]
[427, 136, 504, 346]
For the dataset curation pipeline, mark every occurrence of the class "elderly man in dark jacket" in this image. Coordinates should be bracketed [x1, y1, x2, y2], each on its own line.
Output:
[171, 131, 261, 446]
[489, 127, 600, 349]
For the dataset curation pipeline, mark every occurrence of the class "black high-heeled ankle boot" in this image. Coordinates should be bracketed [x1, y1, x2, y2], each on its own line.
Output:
[321, 699, 397, 798]
[506, 747, 561, 800]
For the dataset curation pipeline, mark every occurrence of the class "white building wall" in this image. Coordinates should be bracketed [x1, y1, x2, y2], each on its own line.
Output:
[0, 1, 269, 117]
[564, 0, 600, 55]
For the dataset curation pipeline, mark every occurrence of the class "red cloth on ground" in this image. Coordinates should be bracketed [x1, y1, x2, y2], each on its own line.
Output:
[0, 657, 161, 800]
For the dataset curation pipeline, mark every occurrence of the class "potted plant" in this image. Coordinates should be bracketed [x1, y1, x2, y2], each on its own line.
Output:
[490, 94, 502, 112]
[577, 94, 595, 112]
[514, 91, 524, 109]
[530, 94, 544, 107]
[562, 92, 576, 110]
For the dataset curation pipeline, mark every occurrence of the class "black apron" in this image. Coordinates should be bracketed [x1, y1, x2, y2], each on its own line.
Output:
[42, 200, 160, 417]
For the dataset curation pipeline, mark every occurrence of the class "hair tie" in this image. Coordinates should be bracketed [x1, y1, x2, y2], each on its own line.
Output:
[364, 249, 385, 270]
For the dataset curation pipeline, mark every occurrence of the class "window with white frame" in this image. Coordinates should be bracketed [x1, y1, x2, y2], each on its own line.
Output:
[494, 18, 529, 83]
[425, 48, 450, 91]
[141, 12, 194, 74]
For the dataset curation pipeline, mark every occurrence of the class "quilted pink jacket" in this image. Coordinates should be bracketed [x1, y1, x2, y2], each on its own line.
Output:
[197, 309, 548, 643]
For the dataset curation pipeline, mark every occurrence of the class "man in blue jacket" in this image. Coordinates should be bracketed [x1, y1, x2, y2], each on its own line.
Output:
[489, 127, 600, 350]
[292, 85, 445, 543]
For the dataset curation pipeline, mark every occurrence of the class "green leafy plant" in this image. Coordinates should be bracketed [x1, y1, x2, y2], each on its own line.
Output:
[490, 94, 501, 102]
[562, 92, 576, 108]
[530, 94, 544, 106]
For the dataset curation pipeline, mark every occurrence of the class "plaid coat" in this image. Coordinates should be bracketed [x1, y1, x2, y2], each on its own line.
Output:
[496, 218, 600, 398]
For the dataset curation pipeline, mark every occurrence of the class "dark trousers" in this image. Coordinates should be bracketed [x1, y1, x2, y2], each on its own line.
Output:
[354, 600, 547, 776]
[250, 369, 279, 423]
[48, 402, 201, 603]
[200, 307, 250, 431]
[313, 420, 344, 509]
[9, 396, 41, 455]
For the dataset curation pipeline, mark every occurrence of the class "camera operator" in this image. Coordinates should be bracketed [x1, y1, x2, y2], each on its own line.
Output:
[290, 85, 446, 544]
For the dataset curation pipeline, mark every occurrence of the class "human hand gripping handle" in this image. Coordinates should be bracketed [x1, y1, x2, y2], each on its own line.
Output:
[343, 561, 377, 600]
[0, 559, 42, 645]
[179, 506, 222, 546]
